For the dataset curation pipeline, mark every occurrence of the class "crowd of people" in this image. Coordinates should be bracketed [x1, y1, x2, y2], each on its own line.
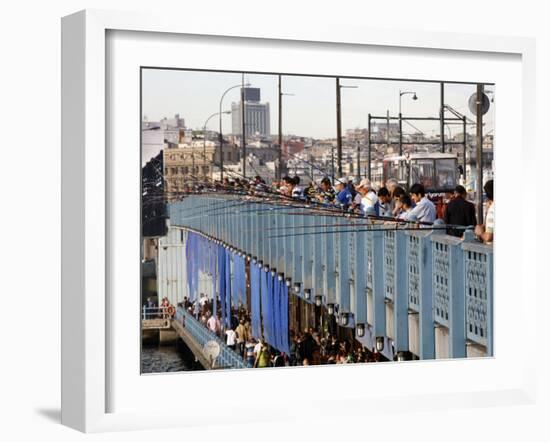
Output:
[177, 294, 383, 369]
[206, 174, 494, 243]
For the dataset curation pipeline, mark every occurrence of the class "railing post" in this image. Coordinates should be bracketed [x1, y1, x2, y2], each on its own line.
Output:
[372, 228, 386, 340]
[292, 209, 303, 293]
[336, 220, 351, 319]
[354, 229, 367, 330]
[301, 214, 313, 296]
[487, 252, 493, 356]
[419, 233, 435, 359]
[394, 230, 409, 353]
[323, 216, 336, 308]
[449, 243, 466, 358]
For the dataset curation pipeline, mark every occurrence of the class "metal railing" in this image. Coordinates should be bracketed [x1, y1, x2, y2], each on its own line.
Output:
[141, 306, 173, 320]
[168, 195, 493, 359]
[175, 306, 246, 369]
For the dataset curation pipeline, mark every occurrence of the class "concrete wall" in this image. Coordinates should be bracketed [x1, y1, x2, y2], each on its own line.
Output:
[157, 225, 187, 306]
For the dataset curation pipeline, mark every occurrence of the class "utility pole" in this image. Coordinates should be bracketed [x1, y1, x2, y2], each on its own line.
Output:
[356, 140, 361, 180]
[398, 112, 403, 156]
[367, 113, 372, 180]
[241, 74, 246, 179]
[476, 84, 484, 224]
[278, 74, 283, 180]
[386, 110, 390, 153]
[440, 82, 445, 153]
[462, 115, 467, 182]
[336, 77, 343, 176]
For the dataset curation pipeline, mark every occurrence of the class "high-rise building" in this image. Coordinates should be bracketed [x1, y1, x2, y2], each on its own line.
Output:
[231, 87, 270, 137]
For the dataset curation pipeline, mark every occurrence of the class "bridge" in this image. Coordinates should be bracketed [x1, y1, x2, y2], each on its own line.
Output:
[141, 306, 246, 370]
[160, 193, 493, 364]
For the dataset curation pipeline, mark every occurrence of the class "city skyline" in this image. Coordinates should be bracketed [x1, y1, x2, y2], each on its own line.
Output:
[142, 68, 495, 141]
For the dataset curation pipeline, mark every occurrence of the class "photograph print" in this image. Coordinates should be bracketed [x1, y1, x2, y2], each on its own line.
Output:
[140, 67, 494, 374]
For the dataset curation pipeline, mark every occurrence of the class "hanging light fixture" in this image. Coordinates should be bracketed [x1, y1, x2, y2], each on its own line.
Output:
[303, 288, 311, 300]
[277, 273, 284, 281]
[376, 337, 385, 352]
[356, 323, 365, 337]
[314, 294, 322, 307]
[340, 312, 350, 326]
[293, 282, 301, 294]
[327, 303, 335, 315]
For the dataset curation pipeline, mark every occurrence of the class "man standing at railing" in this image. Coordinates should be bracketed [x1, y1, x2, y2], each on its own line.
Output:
[408, 183, 436, 224]
[475, 180, 494, 244]
[444, 185, 477, 237]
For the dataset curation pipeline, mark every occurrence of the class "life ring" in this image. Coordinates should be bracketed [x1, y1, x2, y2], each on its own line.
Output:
[166, 305, 176, 317]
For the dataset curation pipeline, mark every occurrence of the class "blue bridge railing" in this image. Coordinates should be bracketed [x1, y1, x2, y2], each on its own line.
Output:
[168, 195, 493, 360]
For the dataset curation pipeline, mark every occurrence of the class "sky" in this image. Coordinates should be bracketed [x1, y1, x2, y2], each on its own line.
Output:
[141, 68, 495, 140]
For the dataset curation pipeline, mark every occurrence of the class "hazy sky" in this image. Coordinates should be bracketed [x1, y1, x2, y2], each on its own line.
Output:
[142, 68, 495, 140]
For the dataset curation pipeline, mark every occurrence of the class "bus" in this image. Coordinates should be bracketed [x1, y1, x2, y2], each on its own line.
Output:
[382, 152, 459, 194]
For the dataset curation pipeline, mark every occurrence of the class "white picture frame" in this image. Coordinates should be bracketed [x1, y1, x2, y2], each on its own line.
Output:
[61, 9, 538, 433]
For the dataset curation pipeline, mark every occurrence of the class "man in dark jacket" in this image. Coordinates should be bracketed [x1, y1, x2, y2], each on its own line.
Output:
[444, 185, 477, 237]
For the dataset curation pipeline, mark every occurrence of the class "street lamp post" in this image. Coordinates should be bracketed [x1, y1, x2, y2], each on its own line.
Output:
[336, 78, 358, 176]
[219, 82, 250, 182]
[399, 90, 418, 156]
[278, 75, 294, 180]
[203, 110, 231, 181]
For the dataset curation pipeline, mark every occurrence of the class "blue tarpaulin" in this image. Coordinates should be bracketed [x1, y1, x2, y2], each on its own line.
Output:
[232, 253, 247, 308]
[260, 269, 270, 343]
[218, 244, 226, 325]
[250, 262, 262, 339]
[224, 249, 232, 328]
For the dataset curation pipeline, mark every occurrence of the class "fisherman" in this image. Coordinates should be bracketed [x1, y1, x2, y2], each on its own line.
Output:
[335, 177, 353, 210]
[408, 183, 436, 224]
[474, 179, 494, 244]
[374, 187, 392, 217]
[355, 178, 378, 215]
[317, 177, 336, 204]
[444, 185, 477, 237]
[395, 194, 414, 220]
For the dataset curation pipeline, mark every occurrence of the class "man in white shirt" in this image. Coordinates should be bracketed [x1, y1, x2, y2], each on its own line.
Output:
[355, 178, 378, 216]
[408, 183, 436, 224]
[207, 313, 220, 335]
[225, 328, 237, 350]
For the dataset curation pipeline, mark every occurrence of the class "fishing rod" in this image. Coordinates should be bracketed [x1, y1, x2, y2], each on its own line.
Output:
[267, 225, 474, 239]
[265, 219, 476, 231]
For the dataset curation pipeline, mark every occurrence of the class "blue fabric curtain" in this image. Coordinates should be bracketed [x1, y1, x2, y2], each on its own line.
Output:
[224, 249, 232, 328]
[234, 254, 247, 308]
[260, 269, 270, 343]
[218, 244, 226, 325]
[211, 242, 218, 315]
[251, 263, 262, 339]
[272, 276, 281, 350]
[280, 282, 290, 354]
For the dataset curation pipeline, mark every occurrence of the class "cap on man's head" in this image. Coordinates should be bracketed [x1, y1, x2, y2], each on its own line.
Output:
[335, 177, 347, 186]
[356, 178, 372, 190]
